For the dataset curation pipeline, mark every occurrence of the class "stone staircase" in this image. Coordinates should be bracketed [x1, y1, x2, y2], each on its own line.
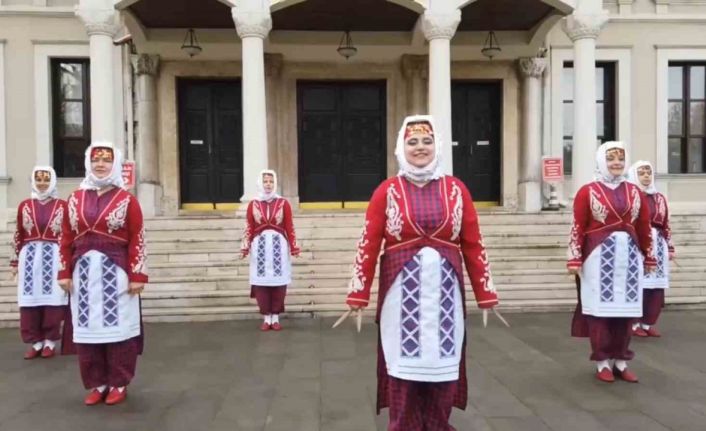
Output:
[0, 211, 705, 325]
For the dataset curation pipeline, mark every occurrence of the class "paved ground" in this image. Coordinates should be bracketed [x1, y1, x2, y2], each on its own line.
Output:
[0, 311, 705, 431]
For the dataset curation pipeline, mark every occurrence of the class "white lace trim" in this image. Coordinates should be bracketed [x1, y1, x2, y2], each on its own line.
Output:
[630, 187, 641, 223]
[106, 196, 130, 234]
[68, 194, 79, 233]
[449, 181, 463, 241]
[348, 220, 370, 294]
[590, 187, 608, 224]
[22, 205, 34, 235]
[385, 183, 403, 241]
[131, 225, 148, 275]
[49, 206, 63, 236]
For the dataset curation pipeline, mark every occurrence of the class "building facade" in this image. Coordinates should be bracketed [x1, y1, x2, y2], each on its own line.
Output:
[1, 0, 706, 219]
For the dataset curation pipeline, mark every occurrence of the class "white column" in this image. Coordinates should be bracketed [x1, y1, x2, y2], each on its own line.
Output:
[562, 11, 608, 192]
[131, 54, 161, 217]
[401, 55, 428, 116]
[518, 57, 547, 213]
[75, 0, 119, 144]
[232, 2, 272, 202]
[422, 8, 461, 175]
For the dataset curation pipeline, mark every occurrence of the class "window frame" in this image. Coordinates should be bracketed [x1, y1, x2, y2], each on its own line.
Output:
[561, 61, 617, 175]
[50, 57, 91, 178]
[667, 62, 706, 174]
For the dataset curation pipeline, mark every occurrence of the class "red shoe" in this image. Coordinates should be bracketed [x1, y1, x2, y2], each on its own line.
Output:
[632, 327, 649, 337]
[24, 347, 41, 360]
[84, 388, 107, 406]
[105, 387, 127, 405]
[40, 346, 55, 358]
[595, 367, 615, 383]
[645, 327, 661, 337]
[260, 322, 271, 331]
[614, 367, 639, 383]
[271, 322, 282, 331]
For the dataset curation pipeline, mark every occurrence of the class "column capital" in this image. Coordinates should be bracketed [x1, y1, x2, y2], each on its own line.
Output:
[131, 54, 160, 77]
[562, 13, 608, 41]
[264, 53, 283, 78]
[422, 9, 461, 41]
[75, 4, 119, 37]
[232, 7, 272, 39]
[401, 54, 428, 79]
[517, 57, 547, 79]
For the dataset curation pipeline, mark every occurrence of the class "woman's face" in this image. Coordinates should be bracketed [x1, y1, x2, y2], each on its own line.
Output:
[404, 132, 435, 169]
[637, 166, 653, 187]
[34, 171, 51, 193]
[90, 148, 114, 179]
[262, 174, 275, 193]
[605, 149, 625, 177]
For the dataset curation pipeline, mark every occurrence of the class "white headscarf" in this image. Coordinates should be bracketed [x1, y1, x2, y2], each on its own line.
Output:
[627, 160, 657, 195]
[594, 141, 628, 190]
[395, 115, 444, 183]
[256, 169, 280, 202]
[31, 165, 58, 201]
[79, 141, 125, 191]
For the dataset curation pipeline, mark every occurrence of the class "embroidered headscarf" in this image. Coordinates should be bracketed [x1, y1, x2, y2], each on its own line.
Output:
[80, 142, 125, 191]
[594, 141, 628, 190]
[256, 169, 280, 202]
[31, 166, 58, 201]
[627, 160, 657, 195]
[395, 115, 443, 183]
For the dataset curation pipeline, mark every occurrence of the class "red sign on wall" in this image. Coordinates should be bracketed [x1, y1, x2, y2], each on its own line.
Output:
[122, 161, 136, 189]
[542, 157, 564, 183]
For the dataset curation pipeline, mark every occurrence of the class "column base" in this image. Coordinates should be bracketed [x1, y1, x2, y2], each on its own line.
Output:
[137, 182, 163, 217]
[518, 181, 542, 213]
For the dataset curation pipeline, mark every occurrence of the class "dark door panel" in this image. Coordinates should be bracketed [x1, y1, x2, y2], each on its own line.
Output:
[298, 81, 386, 203]
[452, 82, 502, 202]
[178, 80, 243, 206]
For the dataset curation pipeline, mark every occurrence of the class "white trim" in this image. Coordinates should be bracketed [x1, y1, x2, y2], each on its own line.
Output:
[0, 6, 74, 17]
[655, 47, 706, 174]
[0, 41, 6, 178]
[550, 47, 632, 161]
[608, 14, 706, 23]
[33, 43, 89, 168]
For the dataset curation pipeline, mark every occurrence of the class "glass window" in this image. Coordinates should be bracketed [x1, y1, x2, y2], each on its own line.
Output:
[51, 59, 90, 177]
[562, 62, 616, 175]
[668, 62, 706, 173]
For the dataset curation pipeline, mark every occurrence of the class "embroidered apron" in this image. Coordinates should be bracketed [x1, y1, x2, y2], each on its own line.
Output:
[642, 228, 670, 290]
[17, 241, 68, 307]
[249, 229, 292, 286]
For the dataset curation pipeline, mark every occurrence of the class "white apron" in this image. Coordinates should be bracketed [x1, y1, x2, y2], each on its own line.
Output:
[17, 241, 68, 307]
[642, 228, 670, 290]
[249, 230, 291, 286]
[380, 247, 465, 383]
[580, 231, 644, 317]
[71, 250, 140, 344]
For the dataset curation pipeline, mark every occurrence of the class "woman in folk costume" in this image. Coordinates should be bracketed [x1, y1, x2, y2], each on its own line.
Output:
[627, 161, 674, 338]
[568, 141, 656, 383]
[345, 115, 499, 431]
[240, 170, 300, 331]
[10, 166, 68, 359]
[58, 142, 148, 406]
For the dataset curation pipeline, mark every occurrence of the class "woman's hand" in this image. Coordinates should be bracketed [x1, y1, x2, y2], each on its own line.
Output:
[239, 252, 247, 260]
[669, 251, 675, 261]
[568, 266, 581, 275]
[644, 263, 657, 274]
[10, 267, 17, 279]
[128, 282, 145, 296]
[58, 279, 73, 293]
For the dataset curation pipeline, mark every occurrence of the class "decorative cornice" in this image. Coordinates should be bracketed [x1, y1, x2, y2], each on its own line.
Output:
[562, 13, 609, 41]
[421, 10, 461, 41]
[74, 5, 119, 37]
[517, 57, 547, 78]
[232, 7, 272, 40]
[131, 54, 160, 77]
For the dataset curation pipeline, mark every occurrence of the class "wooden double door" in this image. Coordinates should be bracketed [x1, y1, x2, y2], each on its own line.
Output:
[178, 79, 243, 208]
[297, 81, 387, 205]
